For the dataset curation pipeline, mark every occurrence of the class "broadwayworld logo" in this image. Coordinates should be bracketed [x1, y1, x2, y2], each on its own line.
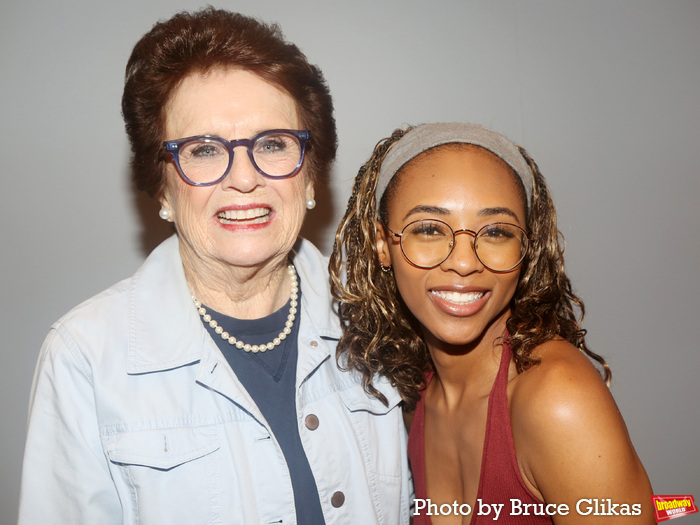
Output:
[651, 495, 698, 522]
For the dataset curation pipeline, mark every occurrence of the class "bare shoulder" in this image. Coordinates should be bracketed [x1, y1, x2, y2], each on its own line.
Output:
[510, 339, 612, 424]
[509, 339, 625, 464]
[509, 340, 654, 522]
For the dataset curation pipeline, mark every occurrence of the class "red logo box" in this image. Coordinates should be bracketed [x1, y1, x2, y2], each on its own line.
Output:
[651, 495, 698, 522]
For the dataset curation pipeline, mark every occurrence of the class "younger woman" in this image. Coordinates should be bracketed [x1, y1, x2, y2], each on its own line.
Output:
[330, 123, 653, 524]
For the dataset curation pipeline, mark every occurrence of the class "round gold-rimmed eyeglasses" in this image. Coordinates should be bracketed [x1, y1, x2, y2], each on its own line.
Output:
[386, 219, 528, 272]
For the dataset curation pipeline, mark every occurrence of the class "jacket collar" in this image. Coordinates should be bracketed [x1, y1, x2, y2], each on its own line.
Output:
[126, 235, 341, 374]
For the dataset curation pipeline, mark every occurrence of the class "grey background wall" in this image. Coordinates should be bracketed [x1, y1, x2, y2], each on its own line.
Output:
[2, 1, 698, 522]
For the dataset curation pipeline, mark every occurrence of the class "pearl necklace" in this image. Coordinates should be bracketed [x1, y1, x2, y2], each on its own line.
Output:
[193, 264, 298, 353]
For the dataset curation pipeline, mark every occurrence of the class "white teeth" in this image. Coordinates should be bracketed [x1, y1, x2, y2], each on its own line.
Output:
[431, 290, 484, 305]
[218, 208, 270, 223]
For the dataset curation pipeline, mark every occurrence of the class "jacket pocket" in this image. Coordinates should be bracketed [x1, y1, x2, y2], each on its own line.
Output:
[337, 379, 402, 415]
[107, 426, 220, 470]
[106, 427, 222, 524]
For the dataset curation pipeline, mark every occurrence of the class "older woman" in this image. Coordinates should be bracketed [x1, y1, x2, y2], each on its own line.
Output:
[18, 8, 411, 524]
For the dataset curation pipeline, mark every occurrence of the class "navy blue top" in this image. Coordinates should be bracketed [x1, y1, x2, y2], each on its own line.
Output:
[201, 283, 326, 524]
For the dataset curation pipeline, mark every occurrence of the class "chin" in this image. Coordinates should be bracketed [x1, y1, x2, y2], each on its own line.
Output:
[423, 326, 482, 351]
[220, 251, 273, 268]
[223, 239, 295, 267]
[423, 311, 511, 353]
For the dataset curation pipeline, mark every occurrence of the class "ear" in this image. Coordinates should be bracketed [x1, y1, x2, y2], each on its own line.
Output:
[375, 221, 393, 267]
[158, 191, 172, 213]
[305, 180, 315, 202]
[157, 184, 175, 222]
[158, 193, 169, 210]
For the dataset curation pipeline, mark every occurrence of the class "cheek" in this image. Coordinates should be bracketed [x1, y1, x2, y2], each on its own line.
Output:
[163, 169, 188, 207]
[276, 177, 308, 213]
[391, 260, 428, 306]
[499, 272, 521, 304]
[173, 186, 207, 215]
[163, 176, 214, 227]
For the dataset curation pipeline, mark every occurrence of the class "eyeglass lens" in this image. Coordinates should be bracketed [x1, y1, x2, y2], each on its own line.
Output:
[399, 220, 527, 271]
[176, 132, 303, 183]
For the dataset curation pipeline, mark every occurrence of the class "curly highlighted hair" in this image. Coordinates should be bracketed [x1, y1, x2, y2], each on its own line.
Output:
[330, 126, 610, 411]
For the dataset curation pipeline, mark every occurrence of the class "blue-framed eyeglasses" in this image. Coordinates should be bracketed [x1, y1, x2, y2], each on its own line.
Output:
[163, 129, 311, 186]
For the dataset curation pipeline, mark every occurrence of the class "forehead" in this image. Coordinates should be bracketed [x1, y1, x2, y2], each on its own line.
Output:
[164, 68, 299, 136]
[387, 144, 527, 220]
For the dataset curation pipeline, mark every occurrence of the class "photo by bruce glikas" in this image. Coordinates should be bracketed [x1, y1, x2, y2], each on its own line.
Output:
[414, 498, 643, 519]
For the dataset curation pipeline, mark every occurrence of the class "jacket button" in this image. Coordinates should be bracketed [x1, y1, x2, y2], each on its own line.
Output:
[331, 491, 345, 508]
[310, 340, 318, 347]
[305, 414, 319, 430]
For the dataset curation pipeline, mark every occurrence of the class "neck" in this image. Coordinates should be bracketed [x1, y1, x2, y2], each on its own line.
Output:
[180, 246, 292, 320]
[426, 308, 510, 403]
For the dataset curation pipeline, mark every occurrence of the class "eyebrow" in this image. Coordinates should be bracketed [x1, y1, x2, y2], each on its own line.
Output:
[402, 205, 519, 221]
[402, 205, 449, 221]
[477, 207, 519, 220]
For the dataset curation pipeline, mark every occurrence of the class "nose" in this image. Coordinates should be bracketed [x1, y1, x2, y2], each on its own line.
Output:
[439, 230, 484, 275]
[221, 146, 265, 193]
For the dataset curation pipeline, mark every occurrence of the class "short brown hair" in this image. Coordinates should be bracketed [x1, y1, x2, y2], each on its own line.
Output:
[122, 7, 336, 198]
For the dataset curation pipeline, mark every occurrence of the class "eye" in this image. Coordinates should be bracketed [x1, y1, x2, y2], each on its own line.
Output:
[255, 134, 296, 155]
[407, 220, 450, 238]
[479, 224, 518, 243]
[182, 140, 226, 161]
[192, 144, 220, 157]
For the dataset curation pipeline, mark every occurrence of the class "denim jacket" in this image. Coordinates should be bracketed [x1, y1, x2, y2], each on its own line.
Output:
[19, 236, 411, 524]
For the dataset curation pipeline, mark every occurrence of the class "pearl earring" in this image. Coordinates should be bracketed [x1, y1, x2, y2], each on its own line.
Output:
[159, 208, 171, 221]
[306, 198, 316, 210]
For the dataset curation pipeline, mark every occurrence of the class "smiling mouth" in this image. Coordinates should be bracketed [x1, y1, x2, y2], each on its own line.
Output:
[217, 207, 271, 225]
[430, 290, 485, 305]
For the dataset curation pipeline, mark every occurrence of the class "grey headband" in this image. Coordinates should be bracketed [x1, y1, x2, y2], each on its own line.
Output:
[375, 122, 532, 210]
